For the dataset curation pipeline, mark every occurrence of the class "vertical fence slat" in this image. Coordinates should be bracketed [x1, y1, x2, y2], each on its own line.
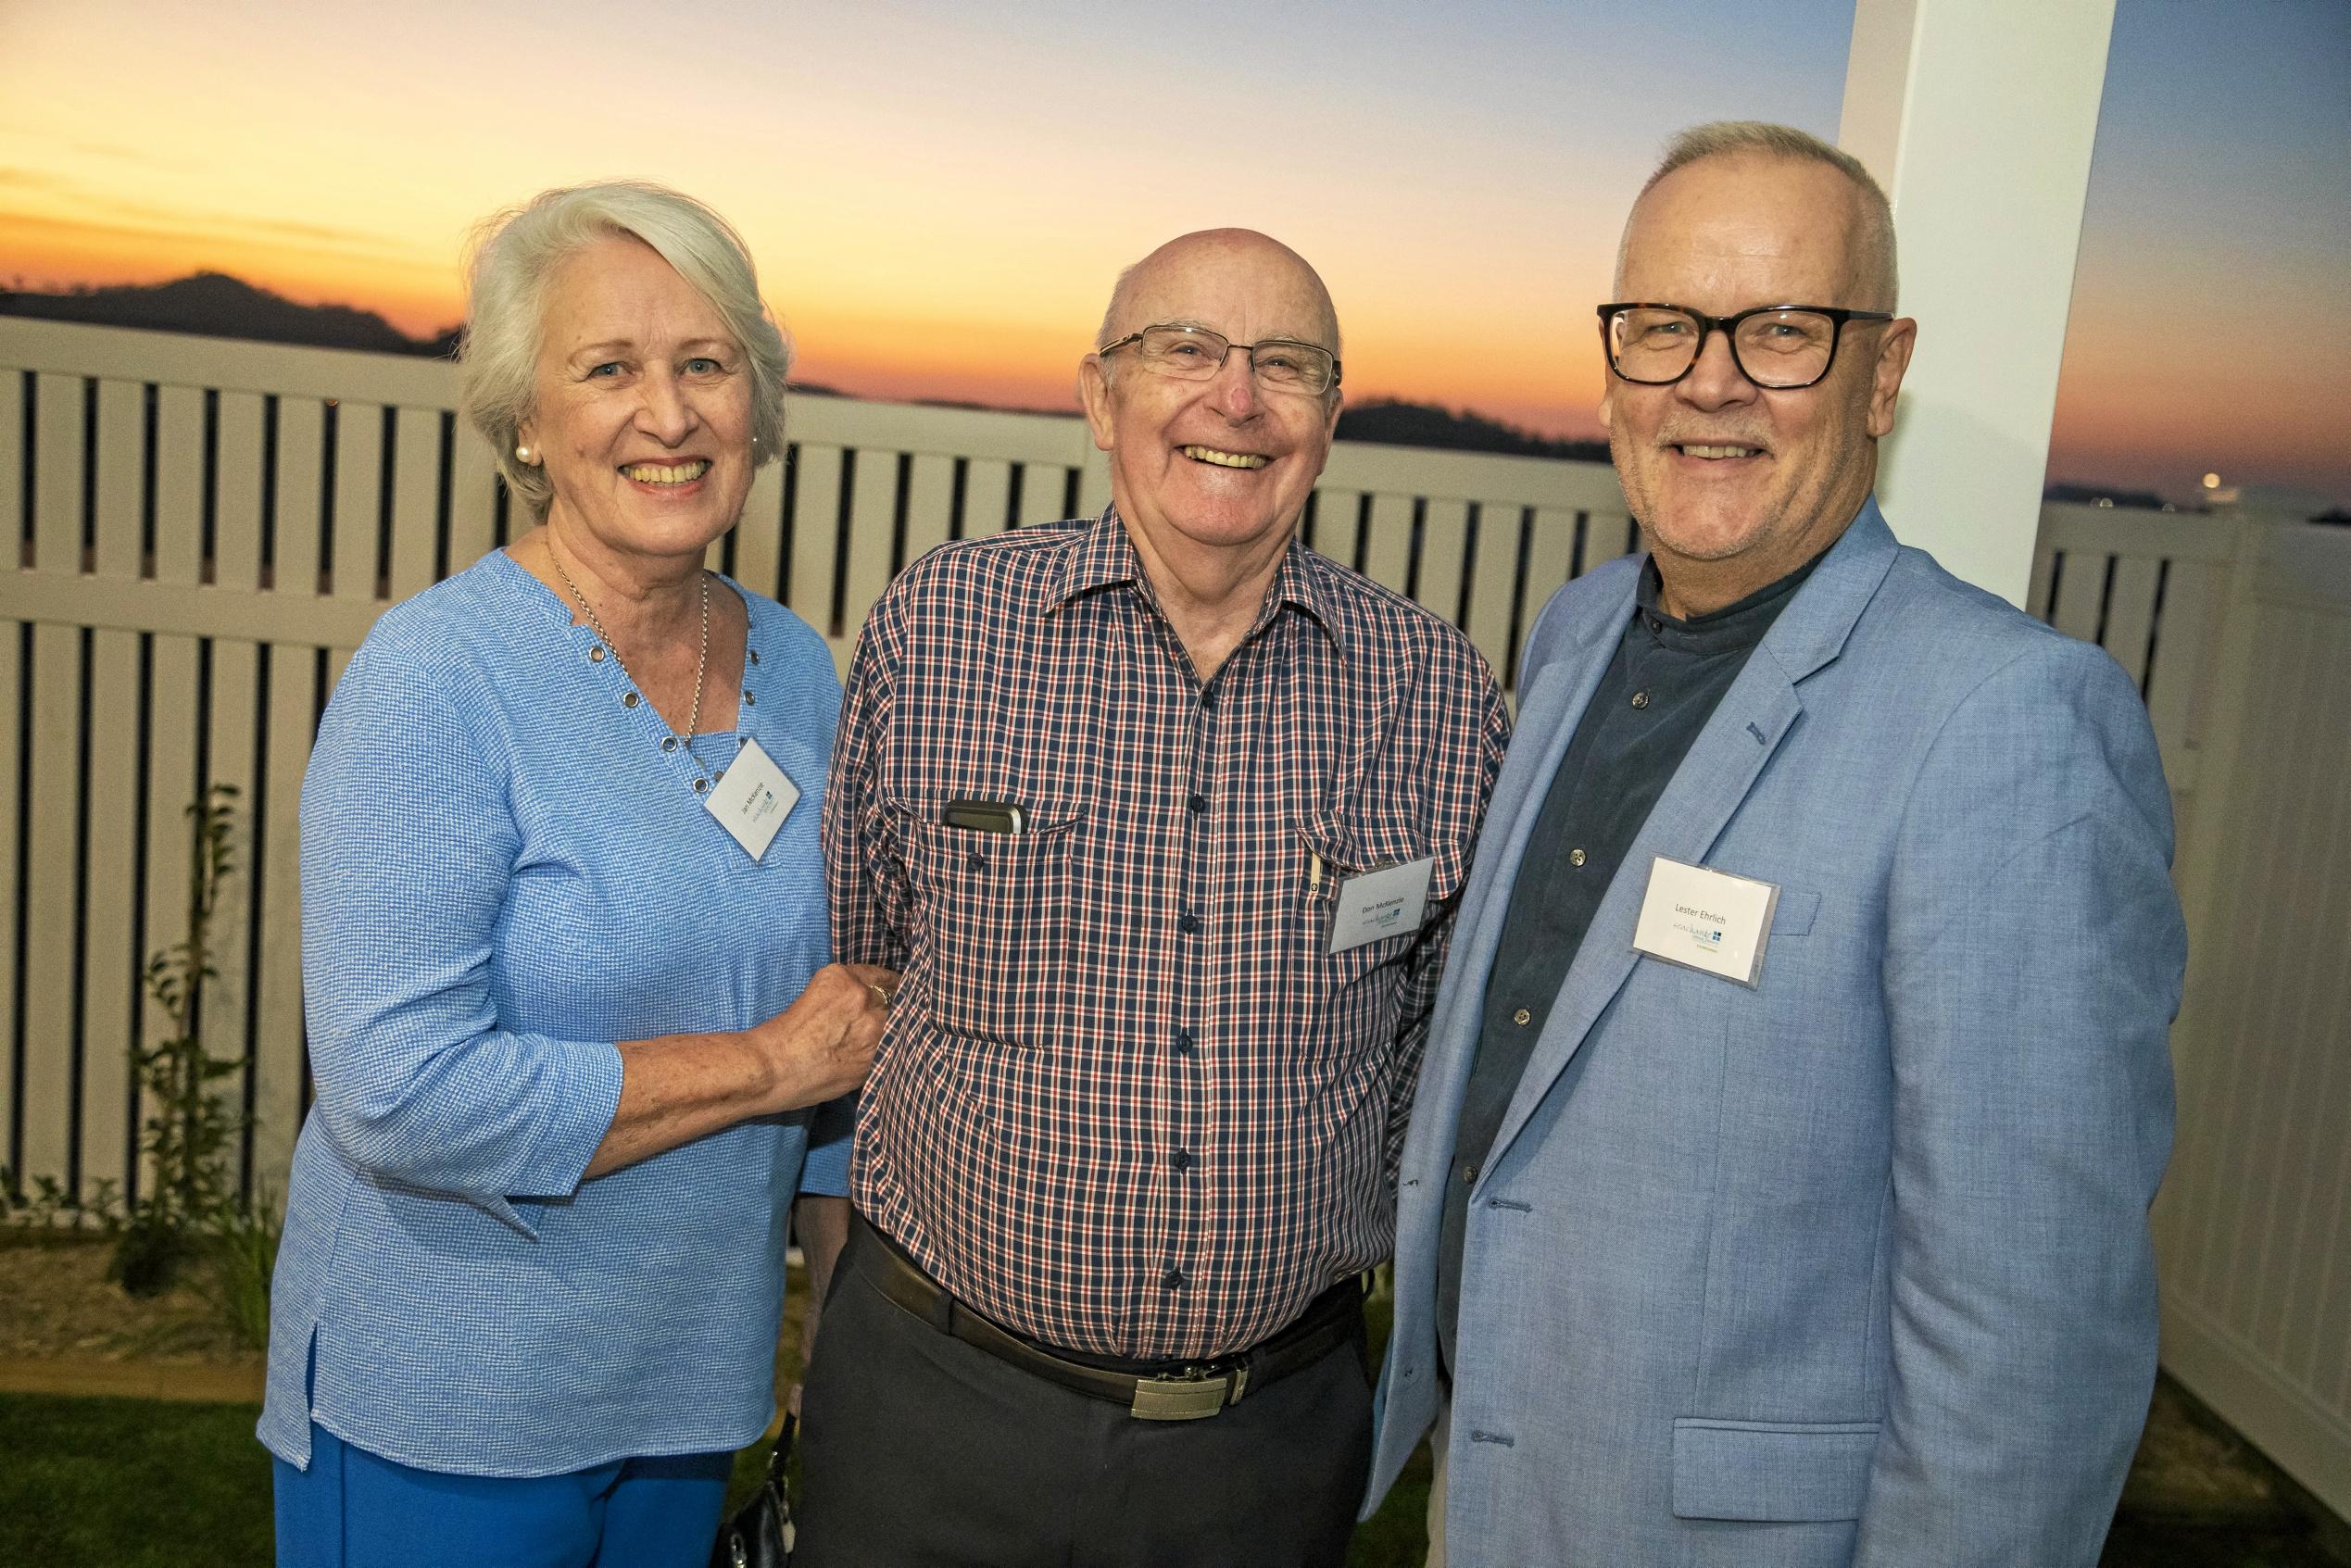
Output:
[2100, 556, 2163, 689]
[901, 453, 956, 568]
[2147, 561, 2221, 775]
[139, 634, 199, 1205]
[1016, 464, 1067, 529]
[1464, 502, 1524, 682]
[0, 370, 18, 1187]
[388, 407, 440, 600]
[0, 616, 17, 1189]
[446, 426, 499, 574]
[154, 388, 205, 586]
[2049, 549, 2106, 643]
[787, 445, 846, 634]
[273, 399, 325, 597]
[205, 638, 261, 1188]
[841, 447, 898, 628]
[1310, 487, 1364, 572]
[1361, 493, 1414, 595]
[250, 643, 315, 1200]
[94, 381, 143, 578]
[330, 402, 383, 601]
[2026, 540, 2058, 620]
[215, 394, 265, 589]
[33, 374, 81, 572]
[1416, 499, 1470, 630]
[22, 622, 81, 1191]
[80, 630, 140, 1198]
[733, 461, 786, 604]
[962, 459, 1012, 540]
[21, 376, 87, 1189]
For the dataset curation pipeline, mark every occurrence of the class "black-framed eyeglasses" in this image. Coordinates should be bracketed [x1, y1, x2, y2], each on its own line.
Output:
[1596, 302, 1893, 390]
[1097, 323, 1341, 396]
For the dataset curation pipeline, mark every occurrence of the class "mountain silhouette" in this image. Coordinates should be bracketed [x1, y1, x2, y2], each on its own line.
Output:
[1337, 398, 1608, 463]
[2, 271, 450, 357]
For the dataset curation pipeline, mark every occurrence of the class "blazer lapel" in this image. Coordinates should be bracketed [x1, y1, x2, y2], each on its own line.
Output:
[1409, 583, 1629, 1136]
[1477, 502, 1905, 1176]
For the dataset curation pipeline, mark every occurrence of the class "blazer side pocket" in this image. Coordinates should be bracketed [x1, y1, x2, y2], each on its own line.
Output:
[1670, 1416, 1880, 1522]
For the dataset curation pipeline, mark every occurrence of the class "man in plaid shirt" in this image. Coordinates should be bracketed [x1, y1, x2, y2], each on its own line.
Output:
[798, 228, 1509, 1567]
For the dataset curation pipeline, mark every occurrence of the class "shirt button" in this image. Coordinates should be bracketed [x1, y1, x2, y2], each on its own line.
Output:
[1569, 847, 1587, 868]
[1177, 911, 1201, 935]
[1201, 689, 1218, 709]
[1162, 1268, 1188, 1290]
[967, 851, 988, 871]
[743, 690, 757, 706]
[1171, 1149, 1194, 1172]
[1630, 690, 1651, 709]
[1187, 793, 1208, 814]
[1512, 1008, 1531, 1026]
[1174, 1027, 1195, 1053]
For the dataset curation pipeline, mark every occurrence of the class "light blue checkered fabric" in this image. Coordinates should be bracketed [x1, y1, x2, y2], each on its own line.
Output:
[259, 548, 848, 1477]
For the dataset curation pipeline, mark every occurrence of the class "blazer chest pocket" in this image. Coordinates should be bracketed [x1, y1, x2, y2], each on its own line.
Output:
[1670, 1417, 1880, 1522]
[899, 799, 1084, 1047]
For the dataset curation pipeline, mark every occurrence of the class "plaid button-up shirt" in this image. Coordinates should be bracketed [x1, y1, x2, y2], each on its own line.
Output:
[823, 508, 1509, 1360]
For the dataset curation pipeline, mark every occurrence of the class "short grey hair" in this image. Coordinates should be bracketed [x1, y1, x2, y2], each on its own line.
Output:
[459, 181, 791, 519]
[1628, 121, 1899, 309]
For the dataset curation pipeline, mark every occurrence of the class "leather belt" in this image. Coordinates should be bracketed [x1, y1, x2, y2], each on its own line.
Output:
[847, 1213, 1363, 1422]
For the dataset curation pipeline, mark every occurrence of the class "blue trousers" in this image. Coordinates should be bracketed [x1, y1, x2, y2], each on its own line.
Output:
[272, 1421, 732, 1568]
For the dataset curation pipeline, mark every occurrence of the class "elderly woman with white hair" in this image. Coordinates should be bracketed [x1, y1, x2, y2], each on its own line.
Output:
[258, 182, 889, 1566]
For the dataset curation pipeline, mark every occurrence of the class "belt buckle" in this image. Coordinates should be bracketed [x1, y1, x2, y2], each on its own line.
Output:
[1129, 1365, 1242, 1422]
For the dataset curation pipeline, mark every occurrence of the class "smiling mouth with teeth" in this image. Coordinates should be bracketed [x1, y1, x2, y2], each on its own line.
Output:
[621, 459, 711, 485]
[1675, 444, 1763, 460]
[1181, 445, 1270, 470]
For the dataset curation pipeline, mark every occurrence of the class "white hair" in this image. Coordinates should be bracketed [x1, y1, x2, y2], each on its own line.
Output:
[459, 181, 791, 519]
[1624, 121, 1899, 310]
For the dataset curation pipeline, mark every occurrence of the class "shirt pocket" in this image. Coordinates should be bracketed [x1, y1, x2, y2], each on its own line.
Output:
[1291, 810, 1473, 1059]
[894, 796, 1086, 1048]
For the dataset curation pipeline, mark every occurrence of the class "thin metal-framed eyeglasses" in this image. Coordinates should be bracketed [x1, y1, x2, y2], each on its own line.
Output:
[1097, 323, 1341, 396]
[1596, 302, 1893, 390]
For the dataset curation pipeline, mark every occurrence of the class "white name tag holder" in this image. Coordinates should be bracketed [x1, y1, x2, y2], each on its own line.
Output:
[704, 737, 799, 860]
[1328, 857, 1436, 955]
[1631, 855, 1779, 986]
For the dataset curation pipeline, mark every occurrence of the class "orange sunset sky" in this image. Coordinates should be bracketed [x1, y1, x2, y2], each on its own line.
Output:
[2, 0, 2345, 508]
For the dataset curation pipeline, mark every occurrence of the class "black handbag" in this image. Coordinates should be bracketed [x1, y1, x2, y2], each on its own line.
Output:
[709, 1412, 795, 1568]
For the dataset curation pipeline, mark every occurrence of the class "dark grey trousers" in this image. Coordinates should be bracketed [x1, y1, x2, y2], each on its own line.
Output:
[794, 1234, 1374, 1568]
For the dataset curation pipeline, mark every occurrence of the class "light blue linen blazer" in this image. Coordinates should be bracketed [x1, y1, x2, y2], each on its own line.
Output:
[1364, 501, 2185, 1566]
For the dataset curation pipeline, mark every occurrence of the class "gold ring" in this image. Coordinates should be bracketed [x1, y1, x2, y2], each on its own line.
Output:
[866, 981, 896, 1010]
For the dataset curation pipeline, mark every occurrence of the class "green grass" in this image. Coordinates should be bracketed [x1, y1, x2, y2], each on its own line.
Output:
[0, 1392, 1427, 1567]
[0, 1392, 274, 1568]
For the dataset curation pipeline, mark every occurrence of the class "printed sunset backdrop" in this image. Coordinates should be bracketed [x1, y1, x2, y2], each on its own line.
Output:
[2, 0, 2344, 508]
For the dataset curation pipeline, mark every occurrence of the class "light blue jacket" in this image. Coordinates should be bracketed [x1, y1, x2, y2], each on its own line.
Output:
[1365, 501, 2184, 1566]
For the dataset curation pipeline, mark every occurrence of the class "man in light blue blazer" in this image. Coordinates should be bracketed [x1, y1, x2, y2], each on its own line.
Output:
[1364, 121, 2186, 1567]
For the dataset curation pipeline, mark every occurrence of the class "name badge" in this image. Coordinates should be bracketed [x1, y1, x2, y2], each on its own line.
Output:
[704, 737, 799, 861]
[1328, 857, 1436, 955]
[1631, 856, 1779, 986]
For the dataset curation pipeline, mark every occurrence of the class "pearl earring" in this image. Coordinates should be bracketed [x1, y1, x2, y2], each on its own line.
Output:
[514, 444, 533, 463]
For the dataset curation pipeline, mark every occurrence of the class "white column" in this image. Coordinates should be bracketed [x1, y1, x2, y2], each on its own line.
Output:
[1838, 0, 2117, 607]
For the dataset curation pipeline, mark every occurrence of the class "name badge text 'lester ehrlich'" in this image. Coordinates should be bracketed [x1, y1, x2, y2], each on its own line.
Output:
[1631, 856, 1779, 986]
[1328, 857, 1436, 956]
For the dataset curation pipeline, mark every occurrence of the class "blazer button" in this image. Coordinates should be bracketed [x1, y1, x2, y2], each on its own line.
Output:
[1512, 1008, 1531, 1026]
[1568, 847, 1586, 868]
[1630, 689, 1651, 709]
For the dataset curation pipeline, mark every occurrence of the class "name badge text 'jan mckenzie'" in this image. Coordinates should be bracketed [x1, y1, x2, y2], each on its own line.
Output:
[706, 737, 799, 861]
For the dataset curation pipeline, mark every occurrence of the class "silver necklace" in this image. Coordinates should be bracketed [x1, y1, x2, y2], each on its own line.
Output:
[549, 546, 712, 792]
